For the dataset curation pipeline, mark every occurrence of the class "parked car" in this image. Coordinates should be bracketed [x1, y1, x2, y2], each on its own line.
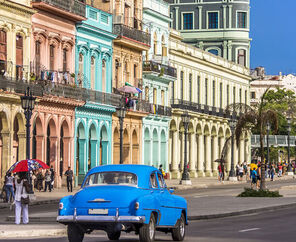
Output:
[57, 164, 188, 242]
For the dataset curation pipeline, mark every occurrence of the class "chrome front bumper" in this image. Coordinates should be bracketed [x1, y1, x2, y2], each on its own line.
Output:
[57, 215, 145, 223]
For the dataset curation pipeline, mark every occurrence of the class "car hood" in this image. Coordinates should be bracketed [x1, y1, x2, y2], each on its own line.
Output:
[71, 185, 142, 208]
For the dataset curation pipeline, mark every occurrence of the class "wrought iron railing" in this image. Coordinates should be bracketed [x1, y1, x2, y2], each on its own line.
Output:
[113, 24, 151, 46]
[143, 61, 177, 78]
[32, 0, 86, 17]
[170, 99, 228, 118]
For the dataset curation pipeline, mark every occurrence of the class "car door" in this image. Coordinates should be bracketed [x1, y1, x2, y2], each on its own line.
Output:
[149, 172, 162, 219]
[157, 172, 176, 226]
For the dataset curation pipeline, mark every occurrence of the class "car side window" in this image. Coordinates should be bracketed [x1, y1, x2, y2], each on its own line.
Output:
[157, 173, 165, 189]
[150, 173, 158, 188]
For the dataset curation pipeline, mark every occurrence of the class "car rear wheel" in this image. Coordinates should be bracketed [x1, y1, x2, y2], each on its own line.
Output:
[67, 224, 84, 242]
[107, 231, 121, 240]
[172, 213, 186, 241]
[139, 213, 156, 242]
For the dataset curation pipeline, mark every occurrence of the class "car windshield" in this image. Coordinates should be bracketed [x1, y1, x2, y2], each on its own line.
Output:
[83, 172, 138, 187]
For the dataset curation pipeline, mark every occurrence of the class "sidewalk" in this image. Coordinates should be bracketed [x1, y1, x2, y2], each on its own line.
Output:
[0, 176, 295, 238]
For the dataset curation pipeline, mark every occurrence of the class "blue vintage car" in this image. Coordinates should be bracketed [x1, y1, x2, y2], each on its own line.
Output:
[57, 164, 188, 242]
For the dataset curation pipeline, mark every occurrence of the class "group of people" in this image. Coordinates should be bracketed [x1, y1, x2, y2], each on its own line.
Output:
[31, 166, 55, 192]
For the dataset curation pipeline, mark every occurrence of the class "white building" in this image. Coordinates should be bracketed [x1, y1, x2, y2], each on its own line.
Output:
[168, 29, 251, 178]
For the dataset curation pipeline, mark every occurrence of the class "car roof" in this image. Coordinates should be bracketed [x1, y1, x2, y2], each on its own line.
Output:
[85, 164, 160, 188]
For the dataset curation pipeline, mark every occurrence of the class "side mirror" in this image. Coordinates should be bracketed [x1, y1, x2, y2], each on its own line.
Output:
[169, 188, 175, 194]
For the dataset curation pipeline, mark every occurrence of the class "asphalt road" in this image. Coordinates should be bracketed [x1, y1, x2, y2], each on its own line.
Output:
[1, 206, 295, 242]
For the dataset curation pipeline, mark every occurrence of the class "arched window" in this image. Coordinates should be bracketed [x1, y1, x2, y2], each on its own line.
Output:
[35, 41, 41, 77]
[161, 90, 165, 106]
[49, 44, 55, 71]
[145, 86, 149, 101]
[153, 88, 157, 104]
[63, 49, 68, 72]
[153, 32, 157, 55]
[0, 29, 7, 74]
[102, 60, 106, 92]
[78, 53, 84, 86]
[161, 35, 167, 57]
[90, 56, 95, 89]
[16, 34, 23, 80]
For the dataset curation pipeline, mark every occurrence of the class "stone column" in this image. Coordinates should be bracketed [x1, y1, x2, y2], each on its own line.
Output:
[223, 5, 227, 29]
[1, 132, 11, 178]
[228, 5, 233, 28]
[168, 131, 172, 171]
[233, 139, 238, 169]
[239, 138, 245, 164]
[197, 134, 205, 177]
[171, 130, 180, 178]
[90, 140, 97, 168]
[189, 133, 197, 178]
[245, 139, 250, 163]
[35, 135, 44, 161]
[17, 132, 26, 161]
[212, 136, 219, 176]
[205, 135, 212, 177]
[198, 6, 203, 30]
[175, 7, 179, 30]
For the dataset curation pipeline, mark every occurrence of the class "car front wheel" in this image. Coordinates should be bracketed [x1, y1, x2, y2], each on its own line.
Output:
[107, 231, 121, 240]
[172, 213, 186, 241]
[67, 224, 84, 242]
[139, 213, 156, 242]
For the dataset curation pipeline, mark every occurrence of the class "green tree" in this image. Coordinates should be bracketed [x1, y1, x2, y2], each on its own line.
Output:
[227, 89, 278, 190]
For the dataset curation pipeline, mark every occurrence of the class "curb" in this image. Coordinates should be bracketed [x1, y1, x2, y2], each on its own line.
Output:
[0, 227, 66, 238]
[0, 199, 60, 210]
[188, 202, 296, 220]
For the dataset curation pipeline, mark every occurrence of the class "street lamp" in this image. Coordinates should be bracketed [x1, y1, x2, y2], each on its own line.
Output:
[116, 107, 126, 164]
[180, 111, 191, 185]
[287, 117, 293, 175]
[21, 87, 36, 160]
[266, 122, 270, 166]
[229, 117, 237, 181]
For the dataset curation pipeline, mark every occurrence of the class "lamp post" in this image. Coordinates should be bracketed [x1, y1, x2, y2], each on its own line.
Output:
[287, 117, 293, 175]
[21, 87, 36, 160]
[180, 111, 191, 185]
[229, 117, 237, 181]
[116, 107, 126, 164]
[266, 122, 270, 166]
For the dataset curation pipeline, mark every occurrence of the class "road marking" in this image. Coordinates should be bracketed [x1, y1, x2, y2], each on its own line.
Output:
[239, 228, 261, 233]
[194, 195, 209, 198]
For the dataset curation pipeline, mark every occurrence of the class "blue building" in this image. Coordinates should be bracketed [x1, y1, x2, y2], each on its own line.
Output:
[74, 5, 117, 184]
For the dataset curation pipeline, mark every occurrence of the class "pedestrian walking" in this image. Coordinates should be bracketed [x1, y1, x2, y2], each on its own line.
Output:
[14, 172, 30, 225]
[250, 168, 258, 189]
[50, 165, 55, 190]
[238, 164, 244, 181]
[4, 172, 15, 203]
[65, 166, 73, 192]
[159, 164, 165, 177]
[36, 170, 44, 192]
[278, 163, 283, 177]
[270, 164, 275, 181]
[44, 170, 52, 192]
[218, 163, 224, 182]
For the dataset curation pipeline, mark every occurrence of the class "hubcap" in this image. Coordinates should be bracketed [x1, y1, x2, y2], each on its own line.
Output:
[149, 219, 155, 239]
[180, 219, 185, 237]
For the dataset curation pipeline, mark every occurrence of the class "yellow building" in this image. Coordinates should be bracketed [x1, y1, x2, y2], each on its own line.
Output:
[0, 0, 35, 81]
[0, 0, 35, 183]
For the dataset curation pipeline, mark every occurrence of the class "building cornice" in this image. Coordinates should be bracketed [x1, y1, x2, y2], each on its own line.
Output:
[0, 0, 36, 15]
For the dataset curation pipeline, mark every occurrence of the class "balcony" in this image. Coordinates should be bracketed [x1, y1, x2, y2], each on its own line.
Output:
[32, 0, 86, 21]
[170, 99, 228, 118]
[0, 74, 121, 107]
[143, 61, 177, 82]
[123, 98, 171, 117]
[113, 23, 151, 51]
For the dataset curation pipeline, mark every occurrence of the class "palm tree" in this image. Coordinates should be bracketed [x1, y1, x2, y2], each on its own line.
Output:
[226, 89, 278, 190]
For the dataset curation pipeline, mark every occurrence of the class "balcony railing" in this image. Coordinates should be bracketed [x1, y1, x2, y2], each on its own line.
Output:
[113, 24, 151, 46]
[170, 99, 228, 118]
[143, 61, 177, 79]
[0, 75, 121, 107]
[123, 98, 171, 116]
[32, 0, 86, 17]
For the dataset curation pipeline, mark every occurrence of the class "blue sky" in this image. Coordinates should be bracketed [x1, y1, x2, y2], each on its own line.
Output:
[250, 0, 296, 75]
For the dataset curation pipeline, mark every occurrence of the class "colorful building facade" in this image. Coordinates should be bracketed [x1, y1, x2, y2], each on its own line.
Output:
[74, 5, 117, 184]
[141, 0, 176, 171]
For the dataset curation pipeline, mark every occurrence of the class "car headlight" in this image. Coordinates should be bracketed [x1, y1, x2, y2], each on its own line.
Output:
[59, 202, 64, 210]
[135, 202, 139, 210]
